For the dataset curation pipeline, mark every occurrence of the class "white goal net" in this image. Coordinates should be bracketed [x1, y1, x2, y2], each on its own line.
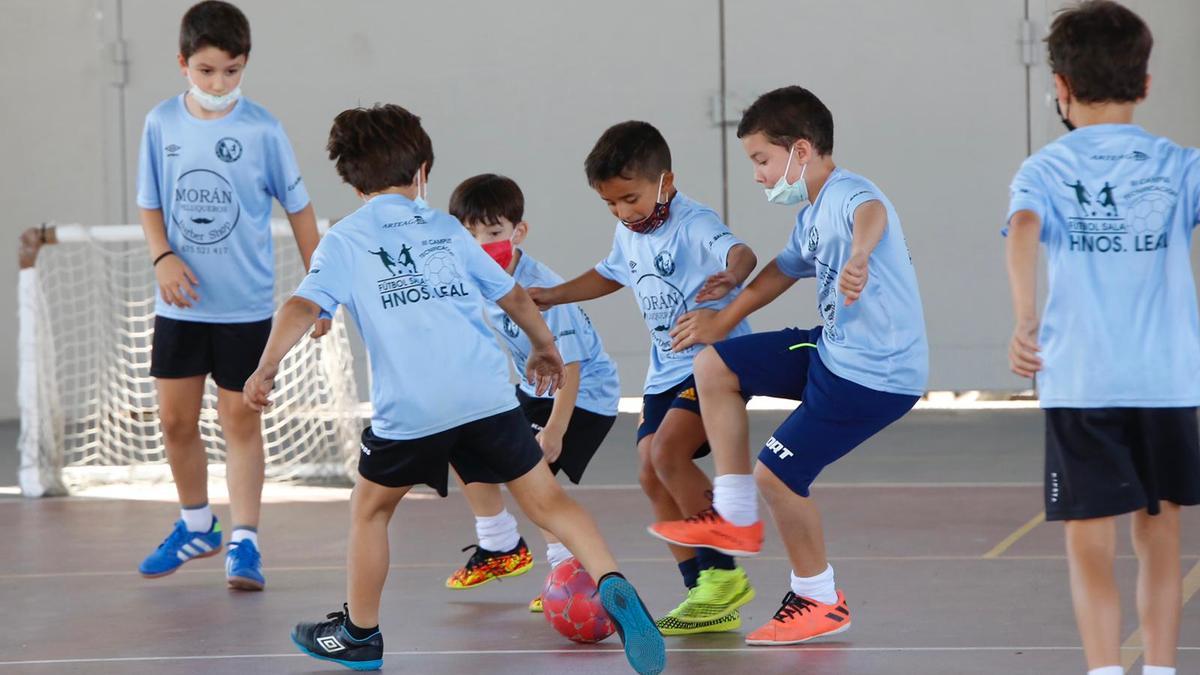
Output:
[17, 221, 361, 496]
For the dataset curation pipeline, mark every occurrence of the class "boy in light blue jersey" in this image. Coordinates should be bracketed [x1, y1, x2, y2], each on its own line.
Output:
[134, 1, 325, 591]
[1005, 3, 1200, 674]
[245, 104, 664, 674]
[529, 121, 760, 635]
[441, 174, 621, 614]
[654, 86, 928, 645]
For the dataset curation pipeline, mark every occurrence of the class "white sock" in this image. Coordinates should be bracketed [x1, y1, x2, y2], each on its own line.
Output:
[790, 564, 838, 605]
[231, 528, 258, 548]
[475, 510, 520, 553]
[713, 474, 758, 526]
[546, 542, 572, 569]
[181, 504, 213, 533]
[1143, 666, 1176, 675]
[1087, 667, 1122, 675]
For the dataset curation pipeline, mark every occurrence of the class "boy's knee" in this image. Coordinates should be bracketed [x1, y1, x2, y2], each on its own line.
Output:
[159, 409, 200, 444]
[649, 434, 689, 479]
[693, 346, 734, 389]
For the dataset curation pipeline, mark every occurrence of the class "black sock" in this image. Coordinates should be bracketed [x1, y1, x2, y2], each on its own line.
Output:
[678, 557, 700, 589]
[345, 618, 378, 641]
[695, 547, 736, 571]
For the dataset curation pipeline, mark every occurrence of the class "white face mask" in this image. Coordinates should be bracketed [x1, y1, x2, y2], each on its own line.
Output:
[188, 74, 242, 112]
[413, 167, 429, 207]
[764, 145, 809, 206]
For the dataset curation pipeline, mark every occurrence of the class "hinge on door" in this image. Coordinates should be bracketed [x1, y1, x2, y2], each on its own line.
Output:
[106, 38, 128, 88]
[1018, 19, 1038, 67]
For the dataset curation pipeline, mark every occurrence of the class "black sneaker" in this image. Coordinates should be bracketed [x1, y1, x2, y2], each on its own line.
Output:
[291, 604, 384, 671]
[598, 575, 667, 675]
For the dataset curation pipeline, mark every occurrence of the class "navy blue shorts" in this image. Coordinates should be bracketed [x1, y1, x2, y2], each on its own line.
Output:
[636, 375, 710, 458]
[712, 327, 919, 496]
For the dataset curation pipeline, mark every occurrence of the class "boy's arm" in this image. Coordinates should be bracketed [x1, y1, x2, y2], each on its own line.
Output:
[1006, 209, 1043, 378]
[527, 269, 623, 310]
[140, 207, 200, 308]
[537, 362, 581, 464]
[244, 296, 322, 410]
[285, 203, 331, 338]
[670, 259, 797, 351]
[496, 286, 565, 395]
[696, 243, 758, 302]
[838, 200, 887, 307]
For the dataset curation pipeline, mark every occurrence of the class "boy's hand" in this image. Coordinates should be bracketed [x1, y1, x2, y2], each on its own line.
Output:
[525, 344, 564, 396]
[526, 286, 556, 311]
[156, 255, 200, 308]
[1009, 319, 1043, 379]
[310, 313, 332, 340]
[838, 253, 869, 306]
[696, 270, 739, 302]
[535, 424, 565, 464]
[243, 362, 279, 412]
[669, 309, 725, 352]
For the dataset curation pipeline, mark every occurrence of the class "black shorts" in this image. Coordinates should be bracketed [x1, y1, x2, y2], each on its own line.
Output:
[1044, 407, 1200, 521]
[358, 408, 544, 497]
[150, 316, 271, 392]
[515, 389, 616, 484]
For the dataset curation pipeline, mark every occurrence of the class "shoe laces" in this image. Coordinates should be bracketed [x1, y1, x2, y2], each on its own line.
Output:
[459, 544, 497, 572]
[683, 507, 722, 525]
[772, 592, 818, 622]
[229, 540, 260, 568]
[324, 603, 350, 627]
[157, 520, 191, 552]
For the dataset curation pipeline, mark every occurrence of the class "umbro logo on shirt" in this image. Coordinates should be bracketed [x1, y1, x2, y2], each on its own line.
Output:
[165, 144, 181, 157]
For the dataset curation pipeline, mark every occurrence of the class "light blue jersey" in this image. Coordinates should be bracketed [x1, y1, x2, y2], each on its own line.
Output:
[136, 94, 310, 323]
[1007, 124, 1200, 408]
[486, 251, 619, 416]
[595, 192, 751, 394]
[775, 168, 928, 396]
[295, 194, 519, 439]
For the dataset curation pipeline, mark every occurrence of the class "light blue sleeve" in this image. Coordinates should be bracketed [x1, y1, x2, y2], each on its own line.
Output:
[842, 183, 884, 224]
[135, 115, 161, 210]
[456, 229, 517, 301]
[774, 221, 815, 279]
[294, 234, 351, 314]
[1005, 158, 1049, 237]
[265, 121, 310, 214]
[594, 234, 628, 285]
[687, 211, 744, 268]
[1189, 148, 1200, 229]
[546, 304, 588, 365]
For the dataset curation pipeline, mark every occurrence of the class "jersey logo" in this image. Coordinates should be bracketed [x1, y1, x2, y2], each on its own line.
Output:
[1063, 178, 1174, 255]
[165, 144, 182, 157]
[1064, 179, 1119, 218]
[806, 224, 820, 253]
[502, 315, 521, 338]
[215, 137, 242, 163]
[372, 240, 470, 310]
[653, 251, 675, 277]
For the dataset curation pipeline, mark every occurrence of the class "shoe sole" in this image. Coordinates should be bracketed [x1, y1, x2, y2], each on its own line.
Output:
[645, 527, 761, 557]
[745, 621, 852, 646]
[658, 615, 742, 636]
[662, 583, 756, 631]
[227, 575, 265, 591]
[599, 577, 667, 675]
[139, 546, 222, 578]
[444, 561, 533, 590]
[291, 635, 383, 671]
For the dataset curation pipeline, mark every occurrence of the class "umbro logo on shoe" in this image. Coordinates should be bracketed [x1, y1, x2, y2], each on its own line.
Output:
[317, 635, 346, 653]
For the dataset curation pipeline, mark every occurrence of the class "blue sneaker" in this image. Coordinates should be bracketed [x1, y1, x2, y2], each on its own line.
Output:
[599, 574, 667, 675]
[138, 518, 223, 578]
[292, 604, 384, 671]
[226, 539, 265, 591]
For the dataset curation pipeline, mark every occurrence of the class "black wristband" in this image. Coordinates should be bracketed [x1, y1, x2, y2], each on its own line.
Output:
[153, 250, 175, 266]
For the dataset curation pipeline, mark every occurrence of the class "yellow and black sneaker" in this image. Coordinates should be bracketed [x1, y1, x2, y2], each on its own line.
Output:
[445, 538, 533, 590]
[654, 567, 755, 636]
[529, 595, 543, 613]
[656, 608, 741, 636]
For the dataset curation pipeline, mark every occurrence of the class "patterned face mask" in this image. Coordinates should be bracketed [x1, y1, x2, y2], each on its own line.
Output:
[621, 173, 671, 234]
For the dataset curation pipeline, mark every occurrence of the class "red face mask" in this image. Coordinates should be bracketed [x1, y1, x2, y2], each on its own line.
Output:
[482, 239, 514, 269]
[621, 173, 671, 235]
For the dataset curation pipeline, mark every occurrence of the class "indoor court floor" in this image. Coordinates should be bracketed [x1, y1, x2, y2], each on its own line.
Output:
[2, 410, 1197, 674]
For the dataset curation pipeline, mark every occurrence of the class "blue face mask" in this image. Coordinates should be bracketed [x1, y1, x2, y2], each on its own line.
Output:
[764, 146, 809, 206]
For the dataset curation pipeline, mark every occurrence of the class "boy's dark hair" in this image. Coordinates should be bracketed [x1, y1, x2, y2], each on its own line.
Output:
[449, 174, 525, 228]
[179, 1, 251, 60]
[1047, 0, 1152, 103]
[327, 104, 435, 195]
[737, 86, 834, 155]
[584, 121, 672, 187]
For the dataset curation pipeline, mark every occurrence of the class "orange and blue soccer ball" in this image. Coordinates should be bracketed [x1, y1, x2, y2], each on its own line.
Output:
[541, 558, 615, 643]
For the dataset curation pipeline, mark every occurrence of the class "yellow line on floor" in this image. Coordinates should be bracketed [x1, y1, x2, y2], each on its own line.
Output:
[1122, 558, 1200, 672]
[982, 510, 1046, 559]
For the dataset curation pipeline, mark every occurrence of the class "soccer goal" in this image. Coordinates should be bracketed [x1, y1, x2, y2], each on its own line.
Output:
[16, 221, 362, 496]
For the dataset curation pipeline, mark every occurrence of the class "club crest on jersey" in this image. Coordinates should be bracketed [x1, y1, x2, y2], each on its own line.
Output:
[215, 137, 242, 163]
[653, 251, 675, 277]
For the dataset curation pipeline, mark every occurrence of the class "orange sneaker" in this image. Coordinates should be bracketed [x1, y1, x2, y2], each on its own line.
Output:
[745, 591, 851, 645]
[444, 538, 533, 589]
[647, 508, 764, 556]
